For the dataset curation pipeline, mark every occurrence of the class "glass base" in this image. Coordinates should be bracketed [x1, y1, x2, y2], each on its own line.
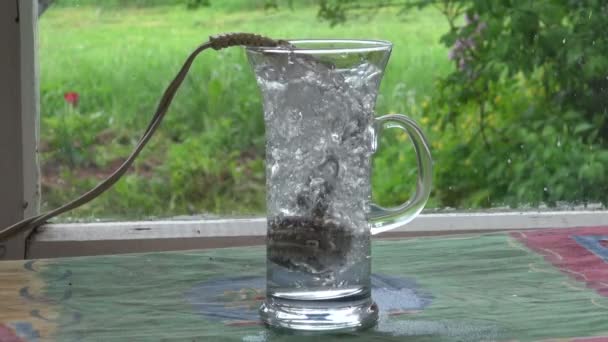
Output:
[260, 295, 379, 332]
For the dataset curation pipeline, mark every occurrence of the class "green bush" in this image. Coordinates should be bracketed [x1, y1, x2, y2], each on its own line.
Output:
[43, 105, 110, 168]
[163, 117, 266, 214]
[185, 0, 210, 9]
[318, 1, 608, 208]
[426, 1, 608, 207]
[429, 71, 608, 208]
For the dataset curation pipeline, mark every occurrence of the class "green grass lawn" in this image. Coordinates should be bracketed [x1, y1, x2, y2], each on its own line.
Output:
[39, 3, 452, 220]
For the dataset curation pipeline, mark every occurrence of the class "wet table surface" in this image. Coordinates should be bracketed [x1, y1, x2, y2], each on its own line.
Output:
[1, 226, 608, 341]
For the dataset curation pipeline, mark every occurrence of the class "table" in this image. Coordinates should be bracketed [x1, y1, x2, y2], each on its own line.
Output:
[2, 227, 608, 341]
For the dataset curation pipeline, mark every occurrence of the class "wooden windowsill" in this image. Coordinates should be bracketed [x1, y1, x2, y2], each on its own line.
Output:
[26, 210, 608, 259]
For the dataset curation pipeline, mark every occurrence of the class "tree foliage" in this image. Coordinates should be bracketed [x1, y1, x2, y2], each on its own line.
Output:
[320, 0, 608, 208]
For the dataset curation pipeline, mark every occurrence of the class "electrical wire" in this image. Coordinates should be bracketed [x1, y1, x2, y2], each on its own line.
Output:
[0, 33, 288, 242]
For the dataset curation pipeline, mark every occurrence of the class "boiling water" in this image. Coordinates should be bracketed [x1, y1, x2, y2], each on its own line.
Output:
[251, 52, 383, 302]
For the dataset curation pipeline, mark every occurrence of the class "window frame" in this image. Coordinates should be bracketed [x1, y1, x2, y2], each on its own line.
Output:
[29, 211, 608, 258]
[0, 0, 39, 260]
[1, 1, 606, 260]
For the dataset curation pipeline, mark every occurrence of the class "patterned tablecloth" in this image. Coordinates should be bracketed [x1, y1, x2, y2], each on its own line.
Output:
[1, 227, 608, 341]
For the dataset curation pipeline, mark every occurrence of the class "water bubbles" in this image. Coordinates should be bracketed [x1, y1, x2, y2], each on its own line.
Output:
[254, 51, 378, 285]
[271, 162, 279, 176]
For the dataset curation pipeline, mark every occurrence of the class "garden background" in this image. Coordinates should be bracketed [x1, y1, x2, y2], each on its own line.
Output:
[39, 0, 608, 220]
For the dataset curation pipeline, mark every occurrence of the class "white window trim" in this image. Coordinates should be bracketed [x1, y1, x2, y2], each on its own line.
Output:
[2, 1, 606, 260]
[0, 0, 39, 260]
[29, 210, 608, 258]
[20, 0, 41, 222]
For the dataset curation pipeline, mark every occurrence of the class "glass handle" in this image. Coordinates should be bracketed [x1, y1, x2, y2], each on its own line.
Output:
[370, 114, 433, 235]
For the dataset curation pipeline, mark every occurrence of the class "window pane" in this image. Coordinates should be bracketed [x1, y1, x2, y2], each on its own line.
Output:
[39, 1, 607, 221]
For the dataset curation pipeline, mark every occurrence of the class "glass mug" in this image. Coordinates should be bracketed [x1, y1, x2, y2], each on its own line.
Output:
[246, 40, 432, 331]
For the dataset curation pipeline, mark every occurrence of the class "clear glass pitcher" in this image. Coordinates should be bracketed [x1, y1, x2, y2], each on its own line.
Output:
[246, 39, 433, 331]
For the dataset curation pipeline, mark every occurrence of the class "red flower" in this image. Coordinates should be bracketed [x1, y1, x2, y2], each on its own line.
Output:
[64, 92, 79, 106]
